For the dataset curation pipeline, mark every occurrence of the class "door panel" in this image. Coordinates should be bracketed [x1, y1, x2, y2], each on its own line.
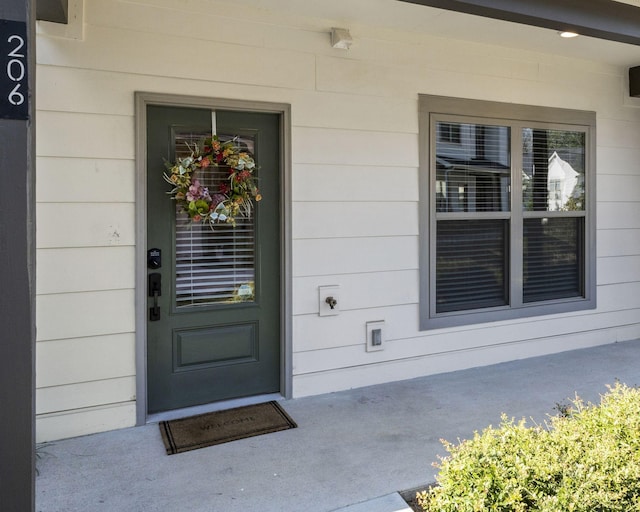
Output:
[146, 106, 281, 414]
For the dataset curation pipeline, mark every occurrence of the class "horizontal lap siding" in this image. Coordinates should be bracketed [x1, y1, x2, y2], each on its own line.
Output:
[37, 203, 135, 248]
[293, 237, 418, 276]
[293, 329, 620, 397]
[36, 334, 135, 388]
[35, 0, 640, 440]
[36, 377, 136, 415]
[294, 308, 640, 355]
[293, 202, 418, 239]
[36, 403, 137, 442]
[37, 157, 136, 203]
[598, 230, 640, 257]
[37, 112, 134, 159]
[293, 271, 418, 316]
[597, 174, 640, 202]
[598, 147, 640, 175]
[598, 256, 640, 285]
[293, 165, 419, 202]
[597, 116, 640, 297]
[37, 247, 135, 295]
[36, 290, 135, 342]
[37, 25, 316, 90]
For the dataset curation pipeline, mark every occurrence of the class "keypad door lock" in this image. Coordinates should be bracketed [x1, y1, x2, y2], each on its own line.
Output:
[147, 248, 162, 269]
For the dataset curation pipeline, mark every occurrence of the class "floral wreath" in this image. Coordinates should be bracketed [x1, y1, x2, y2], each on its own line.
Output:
[163, 135, 261, 227]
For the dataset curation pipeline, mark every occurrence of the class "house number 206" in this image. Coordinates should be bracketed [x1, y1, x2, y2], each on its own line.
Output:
[6, 34, 25, 106]
[1, 19, 28, 119]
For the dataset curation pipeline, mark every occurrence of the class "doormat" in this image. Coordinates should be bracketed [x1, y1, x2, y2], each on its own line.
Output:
[159, 401, 297, 455]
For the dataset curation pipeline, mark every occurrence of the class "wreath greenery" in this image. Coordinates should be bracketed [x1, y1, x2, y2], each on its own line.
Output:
[163, 135, 261, 226]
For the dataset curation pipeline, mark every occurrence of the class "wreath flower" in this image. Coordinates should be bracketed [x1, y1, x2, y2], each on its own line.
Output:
[163, 135, 261, 227]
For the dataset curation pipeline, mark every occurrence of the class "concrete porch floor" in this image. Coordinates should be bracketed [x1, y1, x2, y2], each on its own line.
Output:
[36, 340, 640, 512]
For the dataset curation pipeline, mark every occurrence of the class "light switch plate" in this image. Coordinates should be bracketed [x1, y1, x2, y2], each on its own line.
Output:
[366, 320, 385, 352]
[319, 285, 340, 316]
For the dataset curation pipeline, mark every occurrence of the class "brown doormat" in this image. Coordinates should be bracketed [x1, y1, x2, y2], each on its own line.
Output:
[159, 401, 297, 455]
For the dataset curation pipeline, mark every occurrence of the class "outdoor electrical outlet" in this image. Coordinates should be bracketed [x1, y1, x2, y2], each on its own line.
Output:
[318, 285, 340, 316]
[366, 320, 385, 352]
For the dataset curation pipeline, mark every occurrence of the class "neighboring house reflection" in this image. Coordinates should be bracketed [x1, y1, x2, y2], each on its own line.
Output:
[547, 151, 583, 211]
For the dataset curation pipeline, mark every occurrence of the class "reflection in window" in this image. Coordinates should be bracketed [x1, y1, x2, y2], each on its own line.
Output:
[438, 122, 461, 143]
[436, 122, 511, 213]
[522, 129, 585, 212]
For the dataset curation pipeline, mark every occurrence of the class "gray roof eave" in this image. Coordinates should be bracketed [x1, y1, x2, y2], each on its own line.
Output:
[397, 0, 640, 46]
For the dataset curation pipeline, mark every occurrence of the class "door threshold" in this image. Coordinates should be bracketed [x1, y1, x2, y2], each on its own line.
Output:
[146, 393, 284, 424]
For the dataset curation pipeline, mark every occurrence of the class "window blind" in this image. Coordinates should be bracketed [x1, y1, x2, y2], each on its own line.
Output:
[523, 218, 582, 303]
[175, 215, 255, 307]
[436, 219, 509, 313]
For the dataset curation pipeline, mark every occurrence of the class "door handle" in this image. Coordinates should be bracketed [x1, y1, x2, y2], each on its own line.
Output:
[148, 273, 162, 321]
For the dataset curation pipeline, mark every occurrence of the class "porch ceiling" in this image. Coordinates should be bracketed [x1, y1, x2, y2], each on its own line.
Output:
[229, 0, 640, 66]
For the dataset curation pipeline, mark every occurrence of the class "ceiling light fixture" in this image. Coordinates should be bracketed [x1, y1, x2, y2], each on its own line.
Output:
[559, 31, 579, 38]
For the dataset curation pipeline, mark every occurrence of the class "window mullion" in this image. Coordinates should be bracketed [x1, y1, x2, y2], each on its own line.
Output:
[511, 123, 524, 309]
[428, 114, 438, 319]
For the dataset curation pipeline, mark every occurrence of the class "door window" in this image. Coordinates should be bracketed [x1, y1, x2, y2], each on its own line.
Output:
[173, 130, 257, 307]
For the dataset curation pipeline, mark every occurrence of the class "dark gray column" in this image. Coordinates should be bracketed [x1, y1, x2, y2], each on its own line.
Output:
[0, 1, 35, 511]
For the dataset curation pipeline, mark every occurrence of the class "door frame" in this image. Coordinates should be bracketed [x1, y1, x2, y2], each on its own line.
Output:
[134, 92, 292, 425]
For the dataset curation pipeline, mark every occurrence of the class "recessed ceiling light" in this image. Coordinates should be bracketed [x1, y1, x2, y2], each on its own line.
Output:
[559, 31, 579, 38]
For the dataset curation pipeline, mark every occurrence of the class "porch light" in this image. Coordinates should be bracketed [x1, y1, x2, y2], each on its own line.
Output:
[331, 27, 353, 49]
[559, 31, 579, 38]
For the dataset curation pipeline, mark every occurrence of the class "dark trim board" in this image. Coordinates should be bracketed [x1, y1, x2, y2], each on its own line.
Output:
[0, 2, 36, 511]
[36, 0, 67, 24]
[397, 0, 640, 46]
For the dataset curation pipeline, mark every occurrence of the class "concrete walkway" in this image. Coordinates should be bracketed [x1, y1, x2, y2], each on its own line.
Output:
[36, 340, 640, 512]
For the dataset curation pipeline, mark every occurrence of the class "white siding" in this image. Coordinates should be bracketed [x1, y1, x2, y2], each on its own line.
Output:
[36, 0, 640, 440]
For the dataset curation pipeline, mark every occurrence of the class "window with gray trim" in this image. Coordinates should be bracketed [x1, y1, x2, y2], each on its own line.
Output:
[419, 96, 596, 330]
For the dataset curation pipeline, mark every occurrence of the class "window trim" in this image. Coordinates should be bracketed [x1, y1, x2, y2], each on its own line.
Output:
[419, 95, 597, 330]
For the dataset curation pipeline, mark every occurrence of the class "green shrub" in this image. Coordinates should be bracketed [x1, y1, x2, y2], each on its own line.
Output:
[418, 383, 640, 512]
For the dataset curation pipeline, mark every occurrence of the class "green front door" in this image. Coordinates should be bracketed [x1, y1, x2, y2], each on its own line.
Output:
[146, 105, 281, 414]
